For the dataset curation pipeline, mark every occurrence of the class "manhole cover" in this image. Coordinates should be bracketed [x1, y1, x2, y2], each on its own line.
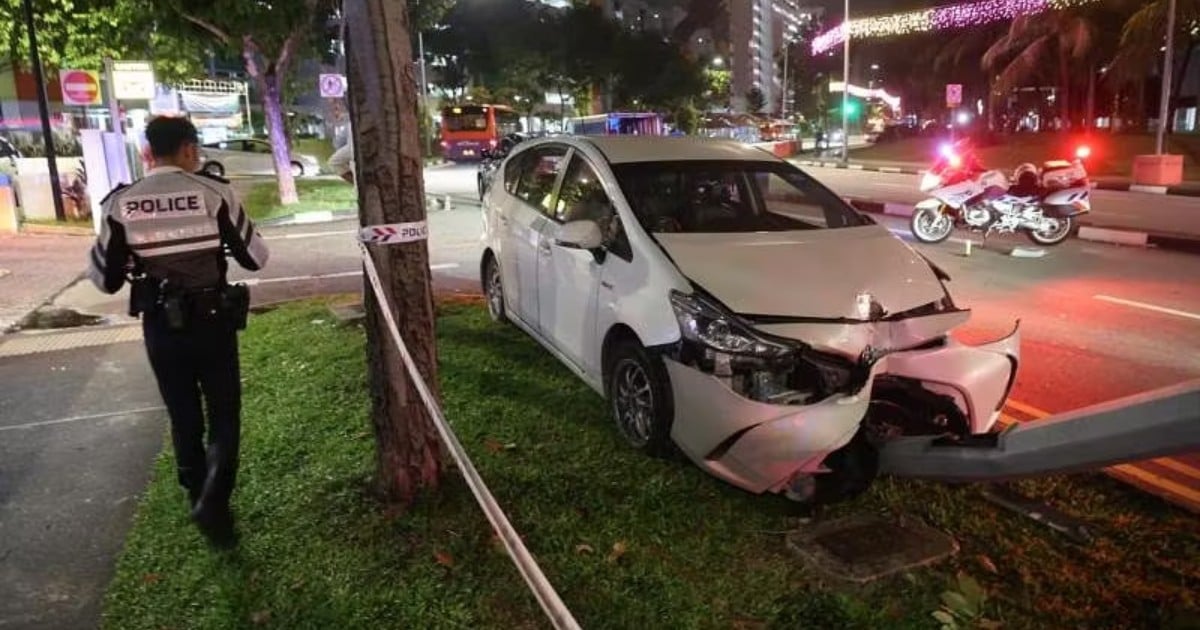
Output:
[786, 513, 958, 583]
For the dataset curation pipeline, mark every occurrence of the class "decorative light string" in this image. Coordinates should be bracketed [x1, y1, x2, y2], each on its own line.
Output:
[811, 0, 1098, 55]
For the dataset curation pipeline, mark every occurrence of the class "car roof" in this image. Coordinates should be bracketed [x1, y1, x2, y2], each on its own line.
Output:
[568, 135, 780, 165]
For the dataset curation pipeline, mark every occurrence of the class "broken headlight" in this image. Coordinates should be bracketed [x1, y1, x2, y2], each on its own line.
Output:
[669, 290, 793, 358]
[669, 290, 867, 404]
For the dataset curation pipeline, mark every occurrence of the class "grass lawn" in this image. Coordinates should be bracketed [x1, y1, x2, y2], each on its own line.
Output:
[242, 179, 356, 222]
[102, 300, 1200, 629]
[21, 217, 93, 228]
[852, 133, 1200, 180]
[293, 137, 336, 168]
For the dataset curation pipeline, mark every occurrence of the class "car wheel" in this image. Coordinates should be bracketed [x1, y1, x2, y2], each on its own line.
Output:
[607, 339, 673, 456]
[290, 161, 304, 178]
[482, 254, 506, 323]
[202, 162, 225, 178]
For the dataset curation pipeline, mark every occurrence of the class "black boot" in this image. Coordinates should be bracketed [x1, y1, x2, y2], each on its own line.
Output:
[191, 498, 237, 549]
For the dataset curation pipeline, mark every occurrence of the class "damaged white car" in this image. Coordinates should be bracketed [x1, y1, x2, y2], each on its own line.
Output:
[479, 136, 1019, 503]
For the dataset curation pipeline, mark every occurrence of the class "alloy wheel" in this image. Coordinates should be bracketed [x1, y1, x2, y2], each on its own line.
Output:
[613, 358, 655, 447]
[485, 259, 505, 321]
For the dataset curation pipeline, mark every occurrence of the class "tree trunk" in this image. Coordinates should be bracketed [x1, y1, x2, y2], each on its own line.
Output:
[262, 70, 299, 205]
[344, 0, 443, 506]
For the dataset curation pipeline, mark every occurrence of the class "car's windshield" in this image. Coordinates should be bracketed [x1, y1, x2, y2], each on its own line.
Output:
[613, 161, 868, 233]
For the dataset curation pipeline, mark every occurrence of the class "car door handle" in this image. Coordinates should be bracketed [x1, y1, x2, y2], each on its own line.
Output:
[539, 242, 553, 255]
[600, 281, 614, 290]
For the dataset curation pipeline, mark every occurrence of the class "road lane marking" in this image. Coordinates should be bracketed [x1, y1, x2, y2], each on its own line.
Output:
[886, 227, 974, 247]
[1109, 464, 1200, 505]
[1154, 458, 1200, 482]
[239, 264, 459, 286]
[1005, 399, 1051, 419]
[1093, 295, 1200, 322]
[0, 406, 166, 432]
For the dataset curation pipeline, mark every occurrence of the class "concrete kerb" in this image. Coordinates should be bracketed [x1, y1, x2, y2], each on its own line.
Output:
[261, 194, 480, 227]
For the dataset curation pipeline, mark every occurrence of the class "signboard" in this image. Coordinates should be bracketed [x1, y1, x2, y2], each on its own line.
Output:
[113, 61, 156, 100]
[319, 74, 346, 98]
[60, 70, 101, 106]
[945, 83, 963, 108]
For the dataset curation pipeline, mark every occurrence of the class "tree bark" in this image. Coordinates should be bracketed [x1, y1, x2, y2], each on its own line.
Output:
[344, 0, 443, 506]
[243, 36, 300, 205]
[262, 71, 299, 204]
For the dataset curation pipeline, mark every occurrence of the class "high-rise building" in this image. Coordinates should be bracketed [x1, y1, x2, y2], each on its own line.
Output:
[729, 0, 821, 113]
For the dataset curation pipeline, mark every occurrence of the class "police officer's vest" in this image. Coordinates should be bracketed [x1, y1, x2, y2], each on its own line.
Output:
[103, 167, 247, 288]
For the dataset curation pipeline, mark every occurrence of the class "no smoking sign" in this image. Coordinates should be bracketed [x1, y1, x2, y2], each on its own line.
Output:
[319, 74, 346, 98]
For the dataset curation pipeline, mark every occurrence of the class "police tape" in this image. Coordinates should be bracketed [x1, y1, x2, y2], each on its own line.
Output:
[357, 242, 582, 630]
[358, 220, 428, 244]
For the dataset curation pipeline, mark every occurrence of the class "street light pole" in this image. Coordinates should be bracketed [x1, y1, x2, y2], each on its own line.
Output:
[781, 41, 789, 117]
[1155, 0, 1177, 155]
[841, 0, 850, 162]
[21, 0, 65, 222]
[418, 30, 433, 158]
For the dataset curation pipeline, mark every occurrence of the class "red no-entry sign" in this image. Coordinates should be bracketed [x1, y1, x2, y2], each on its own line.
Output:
[61, 69, 101, 106]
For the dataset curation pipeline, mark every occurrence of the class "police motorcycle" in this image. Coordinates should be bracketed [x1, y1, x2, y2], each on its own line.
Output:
[910, 141, 1093, 246]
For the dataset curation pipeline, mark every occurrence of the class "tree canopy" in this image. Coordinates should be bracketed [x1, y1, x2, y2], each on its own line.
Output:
[0, 0, 206, 80]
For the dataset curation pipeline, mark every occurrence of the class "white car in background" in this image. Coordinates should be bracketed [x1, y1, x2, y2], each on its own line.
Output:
[479, 135, 1020, 503]
[199, 138, 321, 178]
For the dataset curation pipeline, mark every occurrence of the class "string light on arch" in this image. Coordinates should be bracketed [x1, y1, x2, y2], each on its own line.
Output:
[811, 0, 1100, 55]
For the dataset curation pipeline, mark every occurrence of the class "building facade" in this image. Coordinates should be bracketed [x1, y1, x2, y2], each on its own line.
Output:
[729, 0, 821, 113]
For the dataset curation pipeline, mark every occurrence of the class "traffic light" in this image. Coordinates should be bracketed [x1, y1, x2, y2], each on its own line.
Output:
[844, 99, 860, 118]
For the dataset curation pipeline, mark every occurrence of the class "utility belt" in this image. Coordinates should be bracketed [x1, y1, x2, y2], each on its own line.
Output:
[129, 277, 250, 331]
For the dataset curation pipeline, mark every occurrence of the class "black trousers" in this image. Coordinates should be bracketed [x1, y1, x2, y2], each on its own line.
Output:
[142, 310, 241, 510]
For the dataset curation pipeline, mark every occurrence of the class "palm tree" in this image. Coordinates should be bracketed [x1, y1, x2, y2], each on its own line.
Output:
[1108, 0, 1200, 129]
[982, 11, 1098, 128]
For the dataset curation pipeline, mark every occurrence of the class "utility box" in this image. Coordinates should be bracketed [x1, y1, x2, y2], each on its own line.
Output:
[1132, 154, 1184, 187]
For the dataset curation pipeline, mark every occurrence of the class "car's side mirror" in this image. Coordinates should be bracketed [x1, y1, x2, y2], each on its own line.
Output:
[481, 148, 493, 160]
[556, 220, 605, 251]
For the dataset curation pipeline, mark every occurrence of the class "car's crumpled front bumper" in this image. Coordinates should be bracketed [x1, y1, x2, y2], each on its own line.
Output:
[667, 323, 1020, 494]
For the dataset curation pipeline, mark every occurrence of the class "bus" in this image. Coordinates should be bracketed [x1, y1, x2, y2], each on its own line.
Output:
[439, 104, 522, 161]
[567, 112, 664, 136]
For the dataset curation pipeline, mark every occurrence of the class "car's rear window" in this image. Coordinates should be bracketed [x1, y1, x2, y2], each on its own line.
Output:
[612, 160, 868, 234]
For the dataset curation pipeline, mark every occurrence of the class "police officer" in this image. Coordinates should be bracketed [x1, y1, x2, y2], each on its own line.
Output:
[88, 116, 269, 547]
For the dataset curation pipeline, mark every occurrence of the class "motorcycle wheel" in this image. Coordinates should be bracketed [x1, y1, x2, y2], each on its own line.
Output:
[1026, 215, 1074, 246]
[910, 205, 955, 244]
